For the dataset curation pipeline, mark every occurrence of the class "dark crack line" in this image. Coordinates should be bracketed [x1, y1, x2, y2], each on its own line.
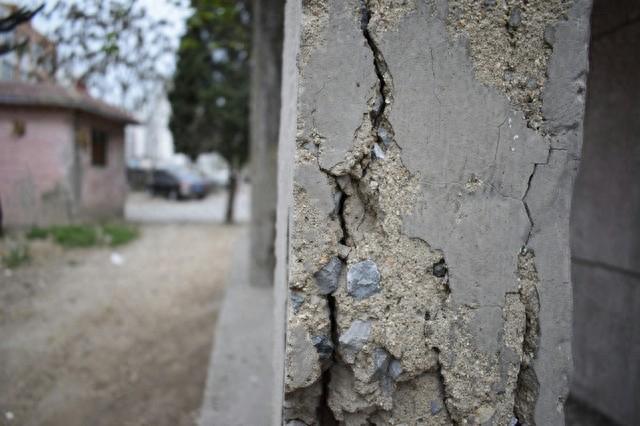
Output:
[514, 244, 542, 424]
[360, 2, 459, 423]
[360, 0, 389, 147]
[317, 292, 339, 425]
[522, 144, 553, 248]
[314, 2, 436, 421]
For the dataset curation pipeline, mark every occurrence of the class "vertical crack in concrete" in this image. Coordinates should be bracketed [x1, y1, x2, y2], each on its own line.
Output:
[518, 150, 548, 424]
[522, 146, 548, 249]
[514, 250, 541, 425]
[312, 1, 392, 417]
[522, 165, 538, 248]
[359, 0, 388, 134]
[360, 2, 456, 420]
[317, 292, 339, 425]
[305, 2, 459, 422]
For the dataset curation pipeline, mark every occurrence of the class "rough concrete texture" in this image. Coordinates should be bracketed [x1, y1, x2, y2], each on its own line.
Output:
[277, 0, 592, 424]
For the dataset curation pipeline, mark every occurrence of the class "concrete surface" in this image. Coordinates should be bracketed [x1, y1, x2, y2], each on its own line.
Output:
[125, 184, 250, 224]
[570, 0, 640, 423]
[198, 231, 274, 426]
[272, 0, 301, 422]
[275, 0, 592, 424]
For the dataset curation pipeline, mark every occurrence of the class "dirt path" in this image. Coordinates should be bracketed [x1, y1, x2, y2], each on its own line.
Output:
[0, 224, 242, 426]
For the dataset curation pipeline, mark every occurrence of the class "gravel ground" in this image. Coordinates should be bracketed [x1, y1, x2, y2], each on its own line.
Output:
[0, 224, 242, 426]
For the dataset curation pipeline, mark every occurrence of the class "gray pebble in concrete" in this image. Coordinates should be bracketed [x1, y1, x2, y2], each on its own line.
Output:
[332, 191, 343, 217]
[347, 260, 381, 300]
[432, 260, 447, 278]
[388, 359, 402, 380]
[377, 127, 392, 146]
[289, 291, 304, 313]
[508, 7, 522, 29]
[482, 0, 496, 7]
[372, 93, 383, 113]
[526, 77, 538, 90]
[311, 335, 334, 360]
[372, 143, 386, 160]
[544, 25, 556, 46]
[430, 401, 442, 415]
[339, 320, 372, 361]
[314, 256, 343, 295]
[373, 347, 403, 386]
[373, 347, 391, 376]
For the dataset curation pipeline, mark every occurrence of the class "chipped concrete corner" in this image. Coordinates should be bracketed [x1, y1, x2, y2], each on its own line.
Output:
[277, 0, 592, 424]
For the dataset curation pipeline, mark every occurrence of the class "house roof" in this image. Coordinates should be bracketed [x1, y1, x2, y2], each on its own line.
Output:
[0, 81, 139, 125]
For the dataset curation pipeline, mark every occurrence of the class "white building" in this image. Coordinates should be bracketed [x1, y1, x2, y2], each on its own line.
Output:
[126, 89, 175, 167]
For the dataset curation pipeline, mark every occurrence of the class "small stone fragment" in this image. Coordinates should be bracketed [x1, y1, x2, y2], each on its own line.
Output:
[508, 7, 522, 29]
[289, 291, 304, 313]
[373, 347, 391, 377]
[314, 257, 343, 295]
[430, 401, 442, 415]
[377, 127, 392, 146]
[347, 260, 381, 299]
[526, 77, 538, 90]
[372, 143, 385, 160]
[286, 324, 321, 390]
[372, 92, 383, 113]
[432, 259, 447, 278]
[388, 359, 402, 379]
[311, 335, 334, 360]
[339, 320, 372, 362]
[544, 25, 556, 46]
[337, 244, 351, 260]
[482, 0, 496, 7]
[332, 191, 343, 217]
[509, 417, 519, 426]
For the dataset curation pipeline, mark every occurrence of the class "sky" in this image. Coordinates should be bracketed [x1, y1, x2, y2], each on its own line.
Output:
[12, 0, 192, 110]
[17, 0, 190, 38]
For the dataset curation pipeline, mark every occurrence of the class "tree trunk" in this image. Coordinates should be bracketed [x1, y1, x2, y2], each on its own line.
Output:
[0, 196, 3, 237]
[225, 169, 238, 224]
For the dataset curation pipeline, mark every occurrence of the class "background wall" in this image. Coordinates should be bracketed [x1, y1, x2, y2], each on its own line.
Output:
[570, 0, 640, 424]
[77, 114, 128, 220]
[0, 107, 75, 227]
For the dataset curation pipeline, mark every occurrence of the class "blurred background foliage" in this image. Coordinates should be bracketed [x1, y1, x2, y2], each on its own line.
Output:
[169, 0, 251, 222]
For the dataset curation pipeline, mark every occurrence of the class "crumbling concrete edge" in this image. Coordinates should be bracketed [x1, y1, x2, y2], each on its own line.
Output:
[273, 0, 302, 424]
[529, 0, 593, 423]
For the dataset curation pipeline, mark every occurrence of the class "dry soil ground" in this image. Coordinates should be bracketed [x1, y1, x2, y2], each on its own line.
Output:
[0, 224, 241, 426]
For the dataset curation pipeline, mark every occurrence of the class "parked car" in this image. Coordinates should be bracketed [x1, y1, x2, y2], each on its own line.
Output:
[147, 167, 208, 200]
[196, 153, 230, 190]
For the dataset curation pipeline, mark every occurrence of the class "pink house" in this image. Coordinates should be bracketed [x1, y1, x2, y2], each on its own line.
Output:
[0, 81, 137, 228]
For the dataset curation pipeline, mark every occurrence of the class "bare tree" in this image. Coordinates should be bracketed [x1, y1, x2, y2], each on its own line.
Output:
[42, 0, 181, 109]
[0, 4, 43, 55]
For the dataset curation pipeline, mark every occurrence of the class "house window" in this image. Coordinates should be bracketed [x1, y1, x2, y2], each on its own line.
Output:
[91, 129, 108, 166]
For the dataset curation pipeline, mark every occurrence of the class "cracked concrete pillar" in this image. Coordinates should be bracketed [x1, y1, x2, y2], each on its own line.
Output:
[249, 0, 285, 287]
[274, 1, 592, 424]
